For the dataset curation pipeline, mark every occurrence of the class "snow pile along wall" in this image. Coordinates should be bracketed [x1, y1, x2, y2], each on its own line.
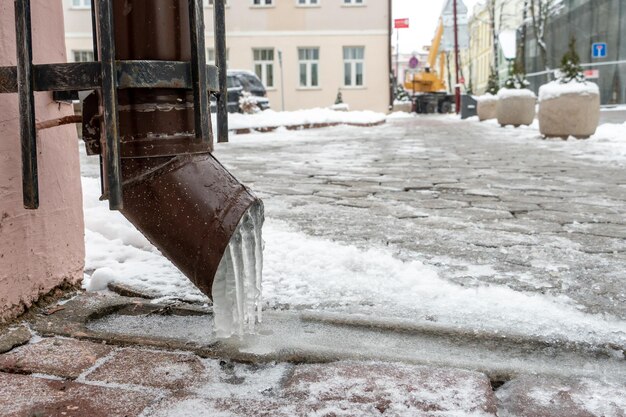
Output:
[0, 0, 85, 321]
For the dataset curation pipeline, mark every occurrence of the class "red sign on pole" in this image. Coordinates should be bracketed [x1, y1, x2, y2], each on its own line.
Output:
[584, 69, 599, 79]
[394, 18, 409, 29]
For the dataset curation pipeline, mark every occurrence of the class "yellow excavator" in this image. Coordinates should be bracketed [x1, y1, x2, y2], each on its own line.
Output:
[403, 20, 454, 113]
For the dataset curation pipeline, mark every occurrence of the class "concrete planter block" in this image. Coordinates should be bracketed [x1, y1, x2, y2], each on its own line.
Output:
[538, 81, 600, 139]
[476, 95, 497, 121]
[392, 101, 412, 113]
[496, 89, 536, 127]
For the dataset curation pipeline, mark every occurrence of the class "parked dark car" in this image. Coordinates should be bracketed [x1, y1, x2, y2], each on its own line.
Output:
[210, 70, 270, 113]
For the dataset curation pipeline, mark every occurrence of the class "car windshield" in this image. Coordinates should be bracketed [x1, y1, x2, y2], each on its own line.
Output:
[237, 74, 264, 91]
[227, 76, 241, 89]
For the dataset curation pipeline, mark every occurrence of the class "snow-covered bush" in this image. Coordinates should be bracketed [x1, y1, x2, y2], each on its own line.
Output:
[239, 91, 260, 114]
[394, 85, 411, 102]
[486, 71, 500, 95]
[538, 38, 600, 139]
[503, 61, 530, 90]
[558, 38, 585, 84]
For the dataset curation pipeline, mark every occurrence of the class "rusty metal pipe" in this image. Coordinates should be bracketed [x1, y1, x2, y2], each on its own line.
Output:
[94, 0, 258, 298]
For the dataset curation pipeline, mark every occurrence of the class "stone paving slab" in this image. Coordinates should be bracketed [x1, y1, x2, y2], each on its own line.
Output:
[282, 361, 498, 416]
[0, 337, 112, 379]
[86, 347, 208, 390]
[0, 325, 31, 354]
[0, 372, 155, 417]
[496, 375, 626, 417]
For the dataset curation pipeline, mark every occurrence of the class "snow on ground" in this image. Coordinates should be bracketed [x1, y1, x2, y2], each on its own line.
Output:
[463, 116, 626, 164]
[80, 133, 626, 346]
[214, 108, 386, 130]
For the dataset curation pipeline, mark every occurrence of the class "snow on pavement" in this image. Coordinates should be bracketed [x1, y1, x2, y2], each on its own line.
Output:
[80, 137, 626, 346]
[215, 108, 386, 130]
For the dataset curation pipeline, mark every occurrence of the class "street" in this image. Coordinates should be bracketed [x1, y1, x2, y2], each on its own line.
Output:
[216, 116, 626, 322]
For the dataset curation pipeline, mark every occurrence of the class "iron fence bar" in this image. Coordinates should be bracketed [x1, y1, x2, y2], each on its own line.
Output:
[189, 0, 211, 148]
[0, 62, 220, 94]
[91, 0, 103, 196]
[214, 0, 228, 143]
[14, 0, 38, 209]
[96, 0, 123, 210]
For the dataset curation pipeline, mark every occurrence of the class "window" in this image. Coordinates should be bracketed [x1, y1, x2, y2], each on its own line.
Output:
[73, 50, 94, 62]
[252, 0, 273, 6]
[343, 0, 364, 4]
[343, 47, 364, 87]
[207, 47, 230, 67]
[298, 48, 319, 88]
[204, 0, 228, 6]
[298, 0, 319, 5]
[253, 48, 275, 88]
[71, 0, 90, 8]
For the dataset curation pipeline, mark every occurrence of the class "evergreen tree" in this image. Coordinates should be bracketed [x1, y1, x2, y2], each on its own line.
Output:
[335, 90, 344, 105]
[486, 70, 500, 95]
[394, 85, 410, 102]
[503, 60, 530, 89]
[559, 37, 585, 83]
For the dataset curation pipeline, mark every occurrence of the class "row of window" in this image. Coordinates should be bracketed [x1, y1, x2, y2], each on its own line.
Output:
[71, 0, 365, 8]
[72, 46, 365, 89]
[205, 0, 364, 6]
[208, 46, 365, 88]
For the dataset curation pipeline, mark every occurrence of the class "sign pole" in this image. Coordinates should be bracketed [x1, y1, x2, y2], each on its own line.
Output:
[396, 29, 400, 88]
[393, 18, 409, 90]
[453, 0, 461, 114]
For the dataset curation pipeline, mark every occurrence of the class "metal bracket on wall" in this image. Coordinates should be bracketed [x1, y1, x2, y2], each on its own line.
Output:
[0, 0, 229, 211]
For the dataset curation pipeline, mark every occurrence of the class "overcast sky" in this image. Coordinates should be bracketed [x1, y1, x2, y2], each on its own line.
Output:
[392, 0, 481, 54]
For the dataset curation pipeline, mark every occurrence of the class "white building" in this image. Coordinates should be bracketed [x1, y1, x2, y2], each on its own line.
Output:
[62, 0, 392, 113]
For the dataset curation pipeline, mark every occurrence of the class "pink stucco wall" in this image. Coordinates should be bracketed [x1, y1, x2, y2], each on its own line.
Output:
[0, 0, 84, 321]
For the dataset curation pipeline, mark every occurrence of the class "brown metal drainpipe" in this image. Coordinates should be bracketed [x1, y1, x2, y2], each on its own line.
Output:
[97, 0, 258, 298]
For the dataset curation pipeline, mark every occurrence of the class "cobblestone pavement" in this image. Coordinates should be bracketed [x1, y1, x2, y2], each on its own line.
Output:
[215, 116, 626, 319]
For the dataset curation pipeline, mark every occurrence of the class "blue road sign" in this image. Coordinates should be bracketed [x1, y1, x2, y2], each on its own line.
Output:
[592, 42, 607, 59]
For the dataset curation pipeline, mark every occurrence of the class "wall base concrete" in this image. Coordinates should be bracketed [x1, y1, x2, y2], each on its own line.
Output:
[0, 0, 84, 322]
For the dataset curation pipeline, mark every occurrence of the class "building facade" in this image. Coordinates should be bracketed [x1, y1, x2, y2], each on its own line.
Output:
[523, 0, 625, 104]
[62, 0, 392, 113]
[461, 0, 525, 95]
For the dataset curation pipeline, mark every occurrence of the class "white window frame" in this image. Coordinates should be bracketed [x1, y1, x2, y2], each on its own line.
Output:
[207, 47, 230, 68]
[343, 46, 365, 87]
[204, 0, 229, 7]
[72, 50, 94, 63]
[298, 48, 320, 88]
[252, 0, 273, 7]
[342, 0, 365, 5]
[71, 0, 91, 9]
[253, 48, 275, 89]
[297, 0, 319, 6]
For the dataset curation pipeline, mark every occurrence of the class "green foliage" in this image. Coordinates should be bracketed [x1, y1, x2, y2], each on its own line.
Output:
[559, 37, 585, 83]
[394, 85, 411, 102]
[486, 71, 500, 95]
[503, 60, 530, 89]
[335, 90, 344, 105]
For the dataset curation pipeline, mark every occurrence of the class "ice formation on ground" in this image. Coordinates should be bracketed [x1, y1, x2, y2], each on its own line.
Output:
[212, 202, 265, 338]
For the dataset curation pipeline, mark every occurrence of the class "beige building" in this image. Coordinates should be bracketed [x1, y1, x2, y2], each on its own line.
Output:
[461, 0, 525, 95]
[62, 0, 392, 113]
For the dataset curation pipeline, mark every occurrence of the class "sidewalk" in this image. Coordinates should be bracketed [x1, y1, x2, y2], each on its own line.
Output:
[1, 323, 624, 416]
[1, 116, 625, 416]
